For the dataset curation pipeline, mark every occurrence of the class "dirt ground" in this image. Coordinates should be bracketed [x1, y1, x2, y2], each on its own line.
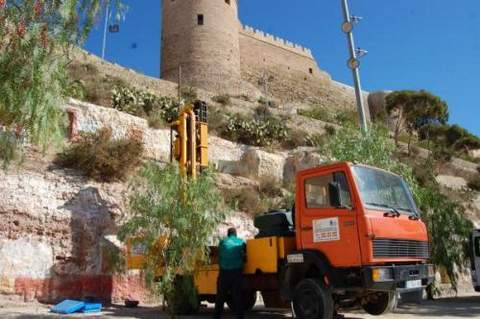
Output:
[1, 295, 480, 319]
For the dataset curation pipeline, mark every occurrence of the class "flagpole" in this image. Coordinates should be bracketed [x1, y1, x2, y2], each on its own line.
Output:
[101, 0, 110, 60]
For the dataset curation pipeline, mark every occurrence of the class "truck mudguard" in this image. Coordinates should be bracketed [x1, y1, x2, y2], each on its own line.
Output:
[282, 250, 333, 300]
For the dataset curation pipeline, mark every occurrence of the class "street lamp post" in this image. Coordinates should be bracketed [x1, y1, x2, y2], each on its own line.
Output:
[341, 0, 369, 133]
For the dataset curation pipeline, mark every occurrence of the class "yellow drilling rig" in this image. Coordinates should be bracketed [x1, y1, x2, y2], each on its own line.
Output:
[170, 100, 209, 179]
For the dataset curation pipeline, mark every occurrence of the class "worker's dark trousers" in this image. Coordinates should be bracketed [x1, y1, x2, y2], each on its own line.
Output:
[213, 269, 244, 319]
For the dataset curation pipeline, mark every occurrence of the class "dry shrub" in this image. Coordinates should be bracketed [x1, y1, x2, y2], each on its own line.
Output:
[66, 62, 127, 106]
[235, 94, 251, 102]
[222, 176, 292, 216]
[258, 175, 283, 197]
[468, 177, 480, 192]
[58, 128, 144, 182]
[282, 129, 307, 149]
[212, 94, 231, 106]
[208, 105, 227, 135]
[283, 130, 326, 149]
[147, 111, 167, 129]
[180, 86, 198, 103]
[223, 187, 269, 216]
[325, 125, 336, 136]
[298, 105, 331, 122]
[255, 105, 272, 118]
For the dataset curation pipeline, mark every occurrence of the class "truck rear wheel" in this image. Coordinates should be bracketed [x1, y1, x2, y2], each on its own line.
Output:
[226, 290, 257, 312]
[292, 279, 334, 319]
[362, 292, 397, 316]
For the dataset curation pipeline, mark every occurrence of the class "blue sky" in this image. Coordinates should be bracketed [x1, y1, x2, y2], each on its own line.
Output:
[84, 0, 480, 136]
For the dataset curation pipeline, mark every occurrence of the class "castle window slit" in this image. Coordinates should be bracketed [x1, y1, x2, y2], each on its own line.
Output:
[197, 14, 204, 26]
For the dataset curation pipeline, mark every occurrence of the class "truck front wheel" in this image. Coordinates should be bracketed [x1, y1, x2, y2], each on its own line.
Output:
[362, 292, 397, 316]
[292, 279, 334, 319]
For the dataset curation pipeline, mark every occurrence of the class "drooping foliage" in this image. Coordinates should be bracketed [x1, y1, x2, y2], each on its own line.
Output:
[118, 163, 227, 315]
[0, 0, 125, 165]
[321, 125, 473, 292]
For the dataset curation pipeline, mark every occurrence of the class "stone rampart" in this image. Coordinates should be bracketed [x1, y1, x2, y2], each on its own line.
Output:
[240, 25, 314, 59]
[239, 27, 332, 103]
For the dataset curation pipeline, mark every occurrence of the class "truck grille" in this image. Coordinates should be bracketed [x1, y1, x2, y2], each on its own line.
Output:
[373, 239, 429, 259]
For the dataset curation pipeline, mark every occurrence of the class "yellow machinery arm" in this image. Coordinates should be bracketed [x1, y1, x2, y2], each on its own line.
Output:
[171, 101, 209, 179]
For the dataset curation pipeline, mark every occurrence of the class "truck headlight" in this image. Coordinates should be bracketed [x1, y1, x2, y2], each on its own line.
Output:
[427, 265, 435, 278]
[372, 268, 393, 282]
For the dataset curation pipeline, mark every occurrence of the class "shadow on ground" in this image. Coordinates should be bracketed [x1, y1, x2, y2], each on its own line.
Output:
[5, 296, 480, 319]
[390, 296, 480, 318]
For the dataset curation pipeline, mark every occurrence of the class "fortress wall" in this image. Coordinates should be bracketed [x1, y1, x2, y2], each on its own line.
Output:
[240, 25, 314, 59]
[239, 27, 332, 103]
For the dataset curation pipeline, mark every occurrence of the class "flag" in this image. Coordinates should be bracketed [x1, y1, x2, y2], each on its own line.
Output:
[109, 24, 120, 33]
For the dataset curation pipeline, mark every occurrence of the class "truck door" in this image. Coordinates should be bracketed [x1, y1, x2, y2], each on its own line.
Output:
[297, 169, 362, 267]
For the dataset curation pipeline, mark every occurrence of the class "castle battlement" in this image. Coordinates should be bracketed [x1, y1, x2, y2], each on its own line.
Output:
[240, 25, 313, 59]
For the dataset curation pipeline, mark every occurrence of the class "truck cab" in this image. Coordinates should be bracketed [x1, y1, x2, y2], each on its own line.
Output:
[284, 162, 433, 318]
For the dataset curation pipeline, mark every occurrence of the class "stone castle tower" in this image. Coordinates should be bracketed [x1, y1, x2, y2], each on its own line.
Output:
[161, 0, 331, 101]
[161, 0, 242, 93]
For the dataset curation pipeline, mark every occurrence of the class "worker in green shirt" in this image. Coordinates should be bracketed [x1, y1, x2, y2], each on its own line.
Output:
[213, 227, 246, 319]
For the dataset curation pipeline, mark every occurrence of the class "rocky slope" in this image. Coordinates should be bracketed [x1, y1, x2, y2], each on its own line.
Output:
[0, 99, 332, 303]
[1, 52, 479, 303]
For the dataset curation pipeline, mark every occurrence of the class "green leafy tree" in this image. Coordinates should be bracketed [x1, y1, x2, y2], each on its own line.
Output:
[118, 163, 227, 315]
[419, 124, 480, 160]
[386, 90, 449, 152]
[321, 125, 473, 293]
[0, 0, 124, 165]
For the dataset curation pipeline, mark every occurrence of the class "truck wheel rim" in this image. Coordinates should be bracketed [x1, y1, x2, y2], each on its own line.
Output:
[299, 289, 323, 317]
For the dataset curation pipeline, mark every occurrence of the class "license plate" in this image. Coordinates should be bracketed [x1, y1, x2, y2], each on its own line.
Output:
[405, 279, 422, 289]
[287, 254, 304, 264]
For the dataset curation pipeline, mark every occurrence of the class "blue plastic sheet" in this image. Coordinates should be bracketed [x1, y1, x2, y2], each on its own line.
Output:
[51, 300, 85, 314]
[83, 303, 102, 313]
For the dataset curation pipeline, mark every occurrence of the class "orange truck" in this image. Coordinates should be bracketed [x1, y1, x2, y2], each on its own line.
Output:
[194, 161, 434, 318]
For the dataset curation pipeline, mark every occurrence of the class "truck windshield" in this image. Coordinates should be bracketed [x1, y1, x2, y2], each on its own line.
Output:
[352, 165, 418, 215]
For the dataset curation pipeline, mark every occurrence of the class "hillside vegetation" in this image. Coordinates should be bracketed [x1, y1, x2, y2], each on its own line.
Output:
[1, 33, 479, 295]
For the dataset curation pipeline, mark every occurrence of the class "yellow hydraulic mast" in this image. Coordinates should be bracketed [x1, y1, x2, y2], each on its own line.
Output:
[171, 101, 209, 179]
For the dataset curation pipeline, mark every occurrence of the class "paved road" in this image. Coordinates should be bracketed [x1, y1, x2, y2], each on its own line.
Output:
[1, 296, 480, 319]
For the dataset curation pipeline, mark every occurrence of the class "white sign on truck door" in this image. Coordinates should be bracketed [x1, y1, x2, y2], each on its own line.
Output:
[313, 217, 340, 242]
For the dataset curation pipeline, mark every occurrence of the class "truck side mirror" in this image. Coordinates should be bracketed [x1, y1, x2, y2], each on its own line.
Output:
[328, 182, 342, 208]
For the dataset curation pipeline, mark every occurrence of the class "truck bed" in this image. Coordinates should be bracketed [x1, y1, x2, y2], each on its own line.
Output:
[195, 236, 296, 295]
